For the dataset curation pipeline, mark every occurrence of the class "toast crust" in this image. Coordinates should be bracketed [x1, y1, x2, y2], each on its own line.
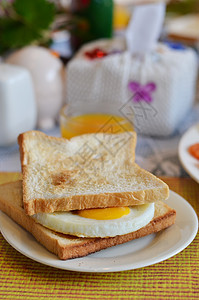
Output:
[0, 181, 176, 260]
[23, 186, 169, 215]
[18, 131, 169, 215]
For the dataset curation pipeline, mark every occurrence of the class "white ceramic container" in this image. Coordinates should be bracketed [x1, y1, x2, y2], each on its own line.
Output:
[0, 64, 37, 146]
[6, 46, 64, 130]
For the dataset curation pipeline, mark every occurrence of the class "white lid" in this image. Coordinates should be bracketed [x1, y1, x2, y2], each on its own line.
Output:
[0, 63, 29, 83]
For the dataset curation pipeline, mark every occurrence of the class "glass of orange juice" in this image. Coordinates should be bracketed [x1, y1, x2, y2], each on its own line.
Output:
[60, 105, 134, 139]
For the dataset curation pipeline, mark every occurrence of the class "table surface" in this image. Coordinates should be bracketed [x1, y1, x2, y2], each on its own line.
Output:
[0, 173, 198, 300]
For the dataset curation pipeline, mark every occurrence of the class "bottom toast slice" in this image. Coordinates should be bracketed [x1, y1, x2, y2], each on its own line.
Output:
[0, 181, 176, 260]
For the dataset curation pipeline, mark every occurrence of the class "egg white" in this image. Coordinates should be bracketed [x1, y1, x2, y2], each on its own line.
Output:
[32, 204, 154, 238]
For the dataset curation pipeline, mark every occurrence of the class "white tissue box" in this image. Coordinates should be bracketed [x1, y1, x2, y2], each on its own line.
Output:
[66, 38, 198, 136]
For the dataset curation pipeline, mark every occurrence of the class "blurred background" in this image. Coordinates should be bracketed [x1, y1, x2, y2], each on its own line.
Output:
[0, 0, 199, 60]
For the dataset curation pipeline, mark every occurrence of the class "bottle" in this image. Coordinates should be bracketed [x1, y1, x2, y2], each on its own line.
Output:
[70, 0, 113, 50]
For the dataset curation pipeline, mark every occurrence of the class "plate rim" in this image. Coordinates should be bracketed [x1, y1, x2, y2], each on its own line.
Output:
[0, 190, 198, 273]
[178, 123, 199, 184]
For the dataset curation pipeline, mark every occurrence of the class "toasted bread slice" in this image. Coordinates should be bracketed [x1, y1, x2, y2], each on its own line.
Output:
[18, 131, 169, 215]
[0, 181, 176, 260]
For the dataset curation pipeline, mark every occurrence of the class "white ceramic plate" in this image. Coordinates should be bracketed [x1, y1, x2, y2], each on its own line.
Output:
[179, 123, 199, 183]
[0, 191, 198, 273]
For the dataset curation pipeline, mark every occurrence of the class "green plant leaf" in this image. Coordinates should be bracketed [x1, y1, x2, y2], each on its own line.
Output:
[0, 0, 56, 54]
[0, 18, 42, 48]
[13, 0, 55, 30]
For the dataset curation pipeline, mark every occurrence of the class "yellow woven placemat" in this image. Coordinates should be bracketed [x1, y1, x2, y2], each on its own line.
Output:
[0, 173, 198, 300]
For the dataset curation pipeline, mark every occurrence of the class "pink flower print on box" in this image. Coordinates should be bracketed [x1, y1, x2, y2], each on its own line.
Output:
[128, 81, 157, 103]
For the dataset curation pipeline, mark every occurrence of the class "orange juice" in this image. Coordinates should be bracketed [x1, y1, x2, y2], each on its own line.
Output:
[60, 107, 134, 139]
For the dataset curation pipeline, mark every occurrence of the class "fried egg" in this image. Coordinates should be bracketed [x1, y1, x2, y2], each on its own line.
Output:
[32, 204, 155, 238]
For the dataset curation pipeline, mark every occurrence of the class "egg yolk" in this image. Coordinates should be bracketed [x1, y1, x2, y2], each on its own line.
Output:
[77, 207, 131, 220]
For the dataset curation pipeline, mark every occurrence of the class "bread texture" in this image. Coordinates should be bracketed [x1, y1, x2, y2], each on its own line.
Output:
[18, 131, 169, 215]
[0, 181, 176, 260]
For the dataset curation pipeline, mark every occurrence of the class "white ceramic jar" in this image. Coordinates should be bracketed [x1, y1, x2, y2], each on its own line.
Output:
[6, 46, 64, 130]
[0, 64, 37, 146]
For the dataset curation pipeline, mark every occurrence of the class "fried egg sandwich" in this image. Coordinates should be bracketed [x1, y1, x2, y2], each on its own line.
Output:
[0, 131, 176, 260]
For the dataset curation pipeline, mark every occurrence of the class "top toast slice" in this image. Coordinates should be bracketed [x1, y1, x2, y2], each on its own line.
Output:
[18, 130, 169, 215]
